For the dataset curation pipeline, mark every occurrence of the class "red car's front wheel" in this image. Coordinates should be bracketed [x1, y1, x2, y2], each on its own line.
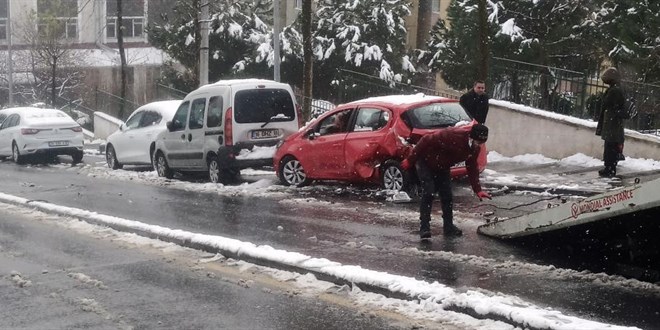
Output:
[381, 159, 412, 192]
[279, 156, 310, 187]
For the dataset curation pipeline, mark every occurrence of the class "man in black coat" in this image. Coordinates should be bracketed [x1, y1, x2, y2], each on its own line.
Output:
[596, 67, 626, 177]
[460, 80, 489, 124]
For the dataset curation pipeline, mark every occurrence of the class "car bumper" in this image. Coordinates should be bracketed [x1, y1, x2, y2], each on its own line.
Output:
[218, 142, 277, 170]
[21, 146, 84, 156]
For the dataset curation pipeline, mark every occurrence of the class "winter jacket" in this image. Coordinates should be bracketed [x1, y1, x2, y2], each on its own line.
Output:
[404, 126, 483, 194]
[459, 89, 489, 124]
[596, 83, 626, 143]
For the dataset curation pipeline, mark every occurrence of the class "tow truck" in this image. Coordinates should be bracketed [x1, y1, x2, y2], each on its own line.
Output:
[478, 177, 660, 280]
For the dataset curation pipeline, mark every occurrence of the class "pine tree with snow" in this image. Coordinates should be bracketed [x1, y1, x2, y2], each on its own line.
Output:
[313, 0, 414, 101]
[423, 0, 597, 90]
[148, 0, 281, 90]
[587, 0, 660, 84]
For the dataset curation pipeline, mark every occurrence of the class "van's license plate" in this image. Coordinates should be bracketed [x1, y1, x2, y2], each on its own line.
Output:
[251, 129, 279, 139]
[49, 141, 69, 147]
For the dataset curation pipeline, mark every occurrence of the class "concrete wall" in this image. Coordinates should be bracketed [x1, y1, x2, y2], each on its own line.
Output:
[94, 111, 123, 140]
[487, 100, 660, 160]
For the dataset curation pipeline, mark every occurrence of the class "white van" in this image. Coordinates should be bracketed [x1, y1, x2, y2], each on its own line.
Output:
[153, 79, 301, 183]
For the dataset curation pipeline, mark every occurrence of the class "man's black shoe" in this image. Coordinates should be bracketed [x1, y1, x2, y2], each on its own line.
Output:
[420, 230, 432, 239]
[443, 225, 463, 236]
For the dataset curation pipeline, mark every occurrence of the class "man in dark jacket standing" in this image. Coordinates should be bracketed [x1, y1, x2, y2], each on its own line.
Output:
[596, 67, 626, 177]
[460, 81, 489, 124]
[400, 124, 492, 239]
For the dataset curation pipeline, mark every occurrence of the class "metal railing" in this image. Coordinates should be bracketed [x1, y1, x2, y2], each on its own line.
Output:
[336, 69, 460, 103]
[55, 95, 96, 131]
[155, 83, 188, 101]
[92, 89, 140, 121]
[490, 57, 660, 131]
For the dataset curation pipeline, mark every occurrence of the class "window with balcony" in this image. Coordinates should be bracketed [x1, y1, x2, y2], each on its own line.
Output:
[37, 0, 78, 39]
[106, 0, 145, 39]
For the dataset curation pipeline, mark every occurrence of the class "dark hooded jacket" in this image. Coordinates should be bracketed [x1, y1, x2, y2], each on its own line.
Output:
[596, 68, 626, 143]
[404, 126, 484, 194]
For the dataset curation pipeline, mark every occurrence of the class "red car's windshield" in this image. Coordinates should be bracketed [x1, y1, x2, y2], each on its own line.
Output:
[404, 103, 471, 129]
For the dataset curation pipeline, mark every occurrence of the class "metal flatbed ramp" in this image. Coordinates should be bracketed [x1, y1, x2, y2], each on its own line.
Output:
[478, 177, 660, 239]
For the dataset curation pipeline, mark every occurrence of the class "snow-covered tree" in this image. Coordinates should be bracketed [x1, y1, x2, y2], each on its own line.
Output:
[423, 0, 597, 90]
[15, 2, 83, 106]
[422, 0, 602, 114]
[149, 0, 279, 90]
[312, 0, 413, 100]
[419, 0, 483, 90]
[149, 0, 415, 101]
[586, 0, 660, 84]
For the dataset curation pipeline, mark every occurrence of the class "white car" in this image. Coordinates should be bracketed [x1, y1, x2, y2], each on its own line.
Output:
[105, 100, 181, 169]
[0, 107, 84, 164]
[152, 79, 301, 183]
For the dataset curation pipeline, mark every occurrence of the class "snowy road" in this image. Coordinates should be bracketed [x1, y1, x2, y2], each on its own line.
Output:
[1, 153, 659, 329]
[0, 203, 415, 329]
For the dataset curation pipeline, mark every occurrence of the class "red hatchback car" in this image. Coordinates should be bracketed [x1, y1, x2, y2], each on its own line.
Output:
[273, 94, 488, 190]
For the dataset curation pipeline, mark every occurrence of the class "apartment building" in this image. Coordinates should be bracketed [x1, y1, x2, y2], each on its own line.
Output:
[1, 0, 175, 108]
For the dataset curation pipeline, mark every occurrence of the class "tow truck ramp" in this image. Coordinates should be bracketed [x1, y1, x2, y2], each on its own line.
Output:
[478, 177, 660, 239]
[478, 177, 660, 280]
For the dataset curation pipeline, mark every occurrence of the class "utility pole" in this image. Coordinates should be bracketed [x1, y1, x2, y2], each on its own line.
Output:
[199, 0, 209, 86]
[7, 0, 13, 105]
[477, 0, 489, 81]
[301, 0, 313, 121]
[273, 0, 281, 82]
[117, 0, 128, 119]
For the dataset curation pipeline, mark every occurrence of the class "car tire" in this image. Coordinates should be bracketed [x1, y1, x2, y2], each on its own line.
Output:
[381, 159, 411, 192]
[105, 144, 123, 169]
[12, 142, 25, 165]
[208, 156, 221, 183]
[278, 156, 310, 187]
[72, 150, 84, 164]
[154, 151, 173, 179]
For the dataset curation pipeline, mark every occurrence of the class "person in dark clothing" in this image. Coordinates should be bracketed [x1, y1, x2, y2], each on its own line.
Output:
[595, 67, 626, 178]
[400, 124, 492, 238]
[459, 81, 489, 124]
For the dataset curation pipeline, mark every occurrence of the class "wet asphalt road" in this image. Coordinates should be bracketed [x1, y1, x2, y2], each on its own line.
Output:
[0, 203, 411, 329]
[0, 156, 659, 329]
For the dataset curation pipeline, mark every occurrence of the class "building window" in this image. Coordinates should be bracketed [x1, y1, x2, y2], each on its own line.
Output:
[0, 0, 7, 40]
[0, 19, 6, 40]
[432, 0, 441, 13]
[37, 0, 78, 39]
[295, 0, 303, 10]
[106, 0, 145, 39]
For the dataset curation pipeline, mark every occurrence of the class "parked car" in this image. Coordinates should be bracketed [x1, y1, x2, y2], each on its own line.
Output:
[0, 107, 84, 164]
[153, 79, 302, 183]
[105, 100, 181, 169]
[273, 94, 488, 191]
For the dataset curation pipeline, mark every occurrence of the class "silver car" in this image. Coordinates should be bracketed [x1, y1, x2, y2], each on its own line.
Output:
[105, 100, 181, 169]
